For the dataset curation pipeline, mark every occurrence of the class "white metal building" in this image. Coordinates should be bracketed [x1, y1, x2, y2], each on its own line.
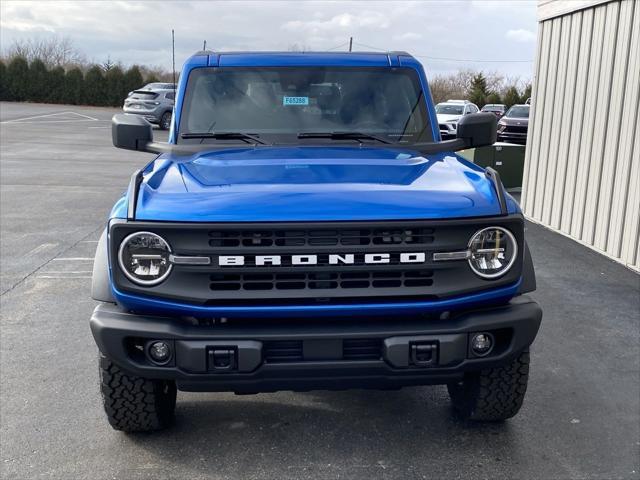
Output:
[523, 0, 639, 271]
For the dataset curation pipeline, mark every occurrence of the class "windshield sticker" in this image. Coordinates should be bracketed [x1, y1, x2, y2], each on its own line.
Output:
[283, 96, 309, 106]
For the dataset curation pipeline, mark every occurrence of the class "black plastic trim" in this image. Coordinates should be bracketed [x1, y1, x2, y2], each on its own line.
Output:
[485, 167, 508, 215]
[91, 229, 115, 303]
[518, 241, 537, 294]
[126, 170, 143, 220]
[90, 296, 542, 392]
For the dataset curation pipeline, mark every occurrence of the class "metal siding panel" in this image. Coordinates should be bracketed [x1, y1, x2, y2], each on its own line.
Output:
[523, 21, 553, 217]
[560, 9, 594, 234]
[532, 17, 563, 220]
[609, 0, 640, 260]
[595, 0, 635, 251]
[620, 100, 640, 268]
[570, 5, 606, 238]
[544, 15, 573, 228]
[581, 1, 621, 246]
[522, 21, 545, 211]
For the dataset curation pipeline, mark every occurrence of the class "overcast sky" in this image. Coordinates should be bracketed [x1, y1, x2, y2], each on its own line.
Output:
[0, 1, 538, 79]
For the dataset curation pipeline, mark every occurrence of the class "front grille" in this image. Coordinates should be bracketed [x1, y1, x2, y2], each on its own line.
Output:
[264, 338, 382, 363]
[505, 125, 527, 133]
[342, 338, 383, 360]
[263, 340, 303, 363]
[110, 218, 525, 306]
[208, 227, 434, 248]
[210, 270, 433, 291]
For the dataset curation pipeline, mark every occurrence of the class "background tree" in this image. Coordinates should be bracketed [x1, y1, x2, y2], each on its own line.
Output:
[47, 66, 66, 103]
[520, 84, 532, 104]
[105, 65, 126, 106]
[467, 72, 489, 108]
[28, 58, 49, 103]
[64, 67, 84, 105]
[0, 60, 7, 101]
[84, 65, 105, 106]
[4, 36, 86, 69]
[7, 56, 29, 101]
[485, 92, 502, 105]
[124, 65, 144, 94]
[144, 74, 160, 84]
[503, 86, 521, 108]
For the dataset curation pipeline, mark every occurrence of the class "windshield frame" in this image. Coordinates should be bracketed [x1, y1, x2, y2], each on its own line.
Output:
[177, 66, 434, 147]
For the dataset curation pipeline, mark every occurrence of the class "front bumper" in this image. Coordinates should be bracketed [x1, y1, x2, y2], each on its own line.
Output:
[90, 296, 542, 393]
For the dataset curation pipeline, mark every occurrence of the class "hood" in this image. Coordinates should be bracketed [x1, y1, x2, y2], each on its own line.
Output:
[499, 116, 529, 126]
[130, 146, 515, 222]
[436, 114, 462, 123]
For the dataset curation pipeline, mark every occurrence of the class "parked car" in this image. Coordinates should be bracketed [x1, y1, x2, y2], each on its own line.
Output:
[94, 51, 541, 432]
[497, 104, 530, 144]
[123, 85, 176, 130]
[481, 103, 507, 119]
[435, 100, 479, 138]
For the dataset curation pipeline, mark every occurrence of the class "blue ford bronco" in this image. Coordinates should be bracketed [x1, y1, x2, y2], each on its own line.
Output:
[91, 51, 542, 432]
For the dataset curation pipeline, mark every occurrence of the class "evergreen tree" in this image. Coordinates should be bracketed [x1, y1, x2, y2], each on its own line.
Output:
[485, 92, 502, 105]
[520, 84, 532, 104]
[7, 56, 29, 101]
[467, 73, 489, 108]
[84, 65, 105, 105]
[105, 65, 125, 106]
[47, 66, 66, 104]
[124, 65, 144, 95]
[28, 58, 49, 102]
[0, 60, 7, 101]
[145, 74, 160, 84]
[64, 67, 84, 105]
[503, 86, 521, 108]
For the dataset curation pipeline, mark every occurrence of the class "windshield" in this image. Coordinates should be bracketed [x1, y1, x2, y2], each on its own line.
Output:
[482, 105, 503, 112]
[179, 67, 432, 144]
[435, 104, 464, 115]
[505, 106, 529, 118]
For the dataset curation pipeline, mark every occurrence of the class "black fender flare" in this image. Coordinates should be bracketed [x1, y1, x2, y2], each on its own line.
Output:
[91, 229, 115, 303]
[518, 241, 537, 294]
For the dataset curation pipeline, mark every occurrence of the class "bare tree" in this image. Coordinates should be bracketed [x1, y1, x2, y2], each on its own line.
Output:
[3, 36, 87, 69]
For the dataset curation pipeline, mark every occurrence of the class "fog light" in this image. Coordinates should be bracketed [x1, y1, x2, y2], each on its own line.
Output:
[471, 333, 494, 357]
[148, 341, 171, 364]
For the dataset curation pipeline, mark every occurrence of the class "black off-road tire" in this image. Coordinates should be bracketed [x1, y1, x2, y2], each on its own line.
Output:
[159, 111, 172, 130]
[447, 350, 530, 421]
[99, 354, 177, 432]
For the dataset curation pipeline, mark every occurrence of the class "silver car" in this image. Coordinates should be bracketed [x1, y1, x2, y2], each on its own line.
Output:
[123, 83, 176, 130]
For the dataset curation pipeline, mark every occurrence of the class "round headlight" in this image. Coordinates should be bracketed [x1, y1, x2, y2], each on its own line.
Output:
[468, 227, 517, 279]
[118, 232, 172, 286]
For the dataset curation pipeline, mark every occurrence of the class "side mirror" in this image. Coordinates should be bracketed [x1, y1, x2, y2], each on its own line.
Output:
[112, 114, 153, 152]
[456, 112, 497, 148]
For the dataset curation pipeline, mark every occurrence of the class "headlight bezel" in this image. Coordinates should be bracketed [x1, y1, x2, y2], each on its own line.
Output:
[467, 226, 518, 279]
[117, 231, 173, 286]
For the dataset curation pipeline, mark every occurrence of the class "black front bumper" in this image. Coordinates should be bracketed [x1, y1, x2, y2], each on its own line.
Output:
[90, 297, 541, 393]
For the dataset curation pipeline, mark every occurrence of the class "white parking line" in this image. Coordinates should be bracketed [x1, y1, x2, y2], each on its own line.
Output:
[1, 111, 100, 124]
[52, 257, 94, 261]
[39, 271, 93, 274]
[36, 275, 92, 279]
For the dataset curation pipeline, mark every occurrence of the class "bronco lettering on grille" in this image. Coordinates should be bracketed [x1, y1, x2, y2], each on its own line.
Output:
[218, 252, 426, 267]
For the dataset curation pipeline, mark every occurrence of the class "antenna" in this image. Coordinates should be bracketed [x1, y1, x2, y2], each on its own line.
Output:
[172, 29, 176, 94]
[349, 37, 353, 52]
[203, 40, 207, 50]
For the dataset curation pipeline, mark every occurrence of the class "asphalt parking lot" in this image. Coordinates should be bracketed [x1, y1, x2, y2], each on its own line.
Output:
[1, 102, 639, 480]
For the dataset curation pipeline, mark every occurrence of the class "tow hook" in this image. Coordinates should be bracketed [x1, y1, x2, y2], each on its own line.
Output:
[208, 347, 237, 372]
[410, 342, 437, 367]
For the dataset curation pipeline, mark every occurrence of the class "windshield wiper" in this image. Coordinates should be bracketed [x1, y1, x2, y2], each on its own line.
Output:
[297, 131, 391, 144]
[181, 132, 267, 145]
